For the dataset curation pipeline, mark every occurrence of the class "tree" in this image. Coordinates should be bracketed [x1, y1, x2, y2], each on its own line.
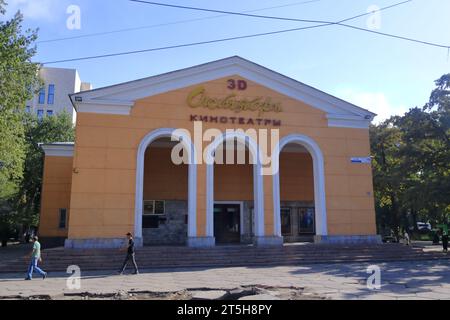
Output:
[394, 105, 449, 227]
[422, 74, 450, 224]
[370, 120, 404, 236]
[0, 112, 74, 246]
[16, 112, 75, 231]
[0, 1, 40, 245]
[371, 74, 450, 237]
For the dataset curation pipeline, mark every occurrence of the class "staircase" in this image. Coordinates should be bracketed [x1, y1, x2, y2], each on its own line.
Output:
[1, 243, 448, 273]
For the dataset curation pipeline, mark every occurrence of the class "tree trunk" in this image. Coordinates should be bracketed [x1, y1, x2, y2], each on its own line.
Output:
[18, 224, 25, 243]
[390, 192, 400, 240]
[411, 209, 418, 232]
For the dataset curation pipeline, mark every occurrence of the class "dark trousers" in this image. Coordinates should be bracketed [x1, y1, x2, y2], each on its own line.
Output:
[120, 253, 139, 273]
[443, 235, 449, 252]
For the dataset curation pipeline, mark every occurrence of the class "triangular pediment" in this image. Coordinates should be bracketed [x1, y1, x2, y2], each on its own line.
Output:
[71, 56, 375, 128]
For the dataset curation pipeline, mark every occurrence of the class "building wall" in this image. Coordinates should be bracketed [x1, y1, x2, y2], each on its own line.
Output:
[66, 75, 376, 240]
[140, 148, 314, 245]
[279, 152, 314, 202]
[143, 147, 314, 202]
[26, 67, 92, 123]
[39, 156, 73, 238]
[142, 200, 188, 245]
[143, 147, 188, 200]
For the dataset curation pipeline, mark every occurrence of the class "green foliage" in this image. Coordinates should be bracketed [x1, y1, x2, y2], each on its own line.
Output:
[0, 3, 40, 200]
[0, 2, 41, 242]
[0, 0, 6, 15]
[16, 112, 75, 228]
[372, 74, 450, 236]
[0, 110, 25, 198]
[0, 112, 74, 242]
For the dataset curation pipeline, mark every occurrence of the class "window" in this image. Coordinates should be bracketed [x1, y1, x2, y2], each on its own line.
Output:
[38, 88, 45, 104]
[47, 110, 54, 117]
[142, 200, 165, 228]
[154, 200, 165, 214]
[281, 208, 292, 236]
[25, 106, 31, 113]
[298, 207, 315, 234]
[37, 109, 44, 121]
[47, 84, 55, 105]
[143, 200, 154, 215]
[59, 209, 67, 229]
[143, 200, 165, 215]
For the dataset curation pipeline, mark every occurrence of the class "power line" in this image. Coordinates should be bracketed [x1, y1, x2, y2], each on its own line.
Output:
[42, 1, 449, 65]
[129, 0, 410, 25]
[130, 0, 449, 49]
[41, 24, 341, 64]
[37, 0, 321, 44]
[335, 24, 450, 49]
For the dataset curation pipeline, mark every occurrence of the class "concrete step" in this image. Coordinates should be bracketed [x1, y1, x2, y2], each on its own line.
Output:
[1, 250, 434, 263]
[6, 252, 427, 265]
[36, 247, 420, 258]
[1, 244, 447, 273]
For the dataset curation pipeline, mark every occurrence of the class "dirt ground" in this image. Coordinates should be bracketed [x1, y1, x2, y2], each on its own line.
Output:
[1, 285, 326, 300]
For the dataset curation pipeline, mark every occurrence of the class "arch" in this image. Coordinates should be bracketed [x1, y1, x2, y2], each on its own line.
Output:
[204, 131, 265, 240]
[134, 128, 197, 243]
[272, 134, 328, 237]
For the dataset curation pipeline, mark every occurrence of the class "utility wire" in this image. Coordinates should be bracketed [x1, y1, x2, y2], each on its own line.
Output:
[41, 24, 343, 64]
[129, 0, 410, 25]
[334, 23, 450, 49]
[42, 1, 448, 65]
[37, 0, 321, 44]
[130, 0, 449, 49]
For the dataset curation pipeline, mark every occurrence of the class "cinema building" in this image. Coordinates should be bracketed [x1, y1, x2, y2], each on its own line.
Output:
[38, 56, 380, 248]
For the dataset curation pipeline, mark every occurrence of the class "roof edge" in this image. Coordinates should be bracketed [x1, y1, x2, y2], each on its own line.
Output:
[39, 142, 74, 157]
[70, 56, 376, 121]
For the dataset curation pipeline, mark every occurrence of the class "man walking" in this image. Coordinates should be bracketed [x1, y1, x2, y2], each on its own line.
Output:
[119, 232, 139, 275]
[404, 230, 411, 246]
[25, 236, 47, 280]
[437, 223, 449, 253]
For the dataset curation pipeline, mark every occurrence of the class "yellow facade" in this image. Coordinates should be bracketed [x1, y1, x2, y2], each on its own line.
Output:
[39, 58, 378, 247]
[143, 147, 313, 202]
[39, 156, 72, 238]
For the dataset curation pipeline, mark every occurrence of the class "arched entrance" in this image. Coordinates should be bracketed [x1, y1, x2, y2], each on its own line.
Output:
[134, 128, 197, 246]
[273, 134, 328, 238]
[204, 132, 265, 244]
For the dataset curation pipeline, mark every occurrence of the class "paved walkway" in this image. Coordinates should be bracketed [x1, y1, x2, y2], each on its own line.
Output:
[1, 259, 450, 300]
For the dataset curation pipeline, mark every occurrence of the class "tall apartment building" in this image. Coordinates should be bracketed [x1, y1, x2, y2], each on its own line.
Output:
[26, 67, 92, 123]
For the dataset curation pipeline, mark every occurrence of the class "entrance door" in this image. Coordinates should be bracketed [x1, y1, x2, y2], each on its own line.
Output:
[214, 203, 241, 244]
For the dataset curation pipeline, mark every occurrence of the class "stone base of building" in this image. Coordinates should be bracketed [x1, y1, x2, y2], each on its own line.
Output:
[187, 236, 216, 247]
[314, 235, 382, 244]
[253, 236, 284, 247]
[39, 237, 67, 248]
[143, 200, 188, 245]
[65, 237, 143, 249]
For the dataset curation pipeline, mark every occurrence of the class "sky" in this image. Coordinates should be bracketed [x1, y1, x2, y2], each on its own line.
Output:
[3, 0, 450, 122]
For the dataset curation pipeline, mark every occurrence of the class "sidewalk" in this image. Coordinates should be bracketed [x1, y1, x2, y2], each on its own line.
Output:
[1, 259, 449, 300]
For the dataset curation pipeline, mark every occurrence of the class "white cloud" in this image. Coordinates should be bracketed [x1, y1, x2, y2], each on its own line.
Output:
[5, 0, 63, 21]
[333, 88, 409, 123]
